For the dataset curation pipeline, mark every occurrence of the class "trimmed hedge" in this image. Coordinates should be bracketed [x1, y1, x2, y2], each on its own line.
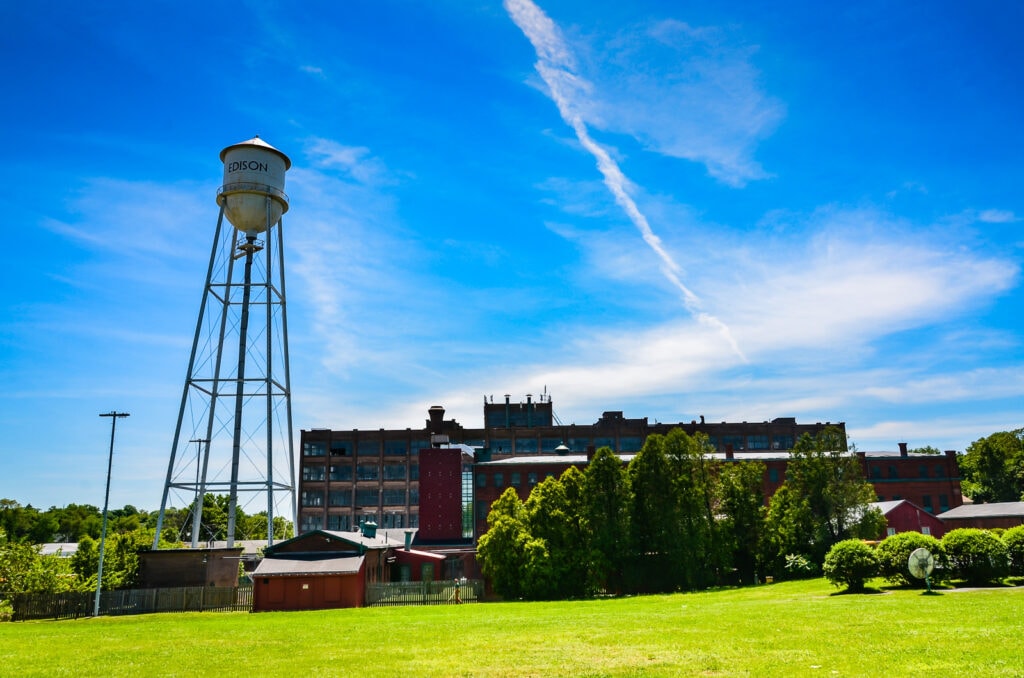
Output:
[823, 539, 878, 592]
[941, 528, 1009, 585]
[1003, 525, 1024, 577]
[876, 532, 945, 587]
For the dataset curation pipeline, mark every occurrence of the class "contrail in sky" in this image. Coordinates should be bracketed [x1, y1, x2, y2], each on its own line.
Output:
[504, 0, 746, 361]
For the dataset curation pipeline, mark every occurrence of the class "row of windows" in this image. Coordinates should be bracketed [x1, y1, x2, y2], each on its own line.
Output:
[302, 488, 419, 508]
[301, 512, 420, 532]
[302, 464, 419, 482]
[708, 435, 794, 451]
[477, 471, 561, 489]
[870, 464, 948, 480]
[303, 440, 430, 457]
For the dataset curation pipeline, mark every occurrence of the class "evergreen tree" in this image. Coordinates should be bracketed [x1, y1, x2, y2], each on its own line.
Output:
[583, 447, 630, 593]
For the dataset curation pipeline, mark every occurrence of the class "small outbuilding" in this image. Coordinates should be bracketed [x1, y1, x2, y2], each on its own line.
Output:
[871, 499, 947, 539]
[252, 524, 444, 612]
[937, 501, 1024, 530]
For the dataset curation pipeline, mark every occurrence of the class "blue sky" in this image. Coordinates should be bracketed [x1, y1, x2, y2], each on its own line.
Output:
[1, 0, 1021, 511]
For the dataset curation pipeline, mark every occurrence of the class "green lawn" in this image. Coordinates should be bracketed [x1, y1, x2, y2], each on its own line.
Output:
[2, 580, 1022, 677]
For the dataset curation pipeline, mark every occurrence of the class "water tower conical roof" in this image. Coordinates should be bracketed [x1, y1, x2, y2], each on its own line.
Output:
[219, 135, 291, 169]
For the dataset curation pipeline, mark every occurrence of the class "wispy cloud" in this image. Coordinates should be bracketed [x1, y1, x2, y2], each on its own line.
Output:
[977, 208, 1018, 224]
[504, 0, 745, 360]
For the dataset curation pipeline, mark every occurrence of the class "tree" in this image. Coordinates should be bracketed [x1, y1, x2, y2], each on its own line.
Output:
[476, 488, 532, 599]
[780, 427, 884, 564]
[718, 460, 767, 584]
[959, 429, 1024, 503]
[822, 539, 879, 592]
[626, 434, 681, 593]
[583, 447, 629, 594]
[0, 531, 77, 596]
[50, 504, 102, 542]
[663, 429, 724, 590]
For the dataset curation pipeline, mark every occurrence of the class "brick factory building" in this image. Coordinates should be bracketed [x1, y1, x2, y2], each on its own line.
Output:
[298, 396, 871, 540]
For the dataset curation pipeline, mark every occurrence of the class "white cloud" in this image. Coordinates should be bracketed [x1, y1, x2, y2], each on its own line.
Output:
[977, 208, 1018, 224]
[574, 18, 784, 187]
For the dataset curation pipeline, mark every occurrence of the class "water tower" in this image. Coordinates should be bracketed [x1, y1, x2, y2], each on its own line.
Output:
[153, 137, 295, 549]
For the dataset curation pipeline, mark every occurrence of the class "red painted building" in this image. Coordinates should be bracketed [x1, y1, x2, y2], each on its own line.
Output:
[871, 500, 948, 539]
[252, 526, 444, 612]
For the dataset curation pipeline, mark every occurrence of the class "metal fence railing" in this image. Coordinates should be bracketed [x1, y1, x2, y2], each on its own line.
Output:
[9, 585, 253, 621]
[366, 579, 483, 607]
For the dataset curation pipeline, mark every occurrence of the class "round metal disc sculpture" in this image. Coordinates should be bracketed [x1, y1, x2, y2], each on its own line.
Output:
[908, 547, 935, 593]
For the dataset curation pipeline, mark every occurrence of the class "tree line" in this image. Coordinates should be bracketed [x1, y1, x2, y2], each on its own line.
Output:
[476, 426, 886, 600]
[0, 495, 292, 599]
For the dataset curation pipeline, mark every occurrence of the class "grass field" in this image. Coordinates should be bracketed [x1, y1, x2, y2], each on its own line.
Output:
[2, 579, 1022, 677]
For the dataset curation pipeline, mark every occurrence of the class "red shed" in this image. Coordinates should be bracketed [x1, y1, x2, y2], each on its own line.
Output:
[871, 500, 947, 539]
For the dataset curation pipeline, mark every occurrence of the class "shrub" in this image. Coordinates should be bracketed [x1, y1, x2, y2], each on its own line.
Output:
[941, 528, 1009, 585]
[0, 599, 12, 622]
[1003, 525, 1024, 577]
[783, 553, 817, 579]
[876, 532, 945, 587]
[823, 540, 879, 592]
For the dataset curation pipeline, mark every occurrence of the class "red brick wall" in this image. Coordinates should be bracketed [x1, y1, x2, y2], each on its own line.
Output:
[418, 448, 463, 541]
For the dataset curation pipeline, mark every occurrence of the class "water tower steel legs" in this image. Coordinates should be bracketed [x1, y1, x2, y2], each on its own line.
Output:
[153, 195, 295, 551]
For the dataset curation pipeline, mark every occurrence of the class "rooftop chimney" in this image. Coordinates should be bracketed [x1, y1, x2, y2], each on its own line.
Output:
[898, 442, 908, 457]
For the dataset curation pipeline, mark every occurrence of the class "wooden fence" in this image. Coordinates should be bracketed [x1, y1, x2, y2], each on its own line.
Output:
[9, 585, 253, 621]
[366, 579, 483, 607]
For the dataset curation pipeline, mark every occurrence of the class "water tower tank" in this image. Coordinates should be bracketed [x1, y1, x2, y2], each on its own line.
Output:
[217, 136, 291, 234]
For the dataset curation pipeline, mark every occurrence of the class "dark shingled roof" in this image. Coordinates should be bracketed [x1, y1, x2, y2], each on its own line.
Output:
[253, 554, 364, 577]
[938, 502, 1024, 519]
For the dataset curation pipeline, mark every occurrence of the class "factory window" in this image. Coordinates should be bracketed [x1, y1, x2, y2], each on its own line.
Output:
[476, 473, 486, 488]
[355, 489, 379, 506]
[382, 489, 406, 506]
[921, 526, 931, 536]
[382, 513, 404, 528]
[516, 438, 538, 454]
[870, 466, 881, 479]
[385, 440, 408, 457]
[494, 473, 504, 488]
[356, 464, 379, 481]
[922, 495, 933, 512]
[620, 437, 643, 453]
[593, 437, 615, 451]
[383, 464, 407, 481]
[919, 465, 929, 478]
[303, 442, 326, 457]
[772, 435, 794, 450]
[327, 514, 350, 531]
[491, 438, 511, 454]
[329, 491, 352, 507]
[888, 465, 898, 479]
[410, 464, 419, 481]
[300, 515, 322, 532]
[528, 472, 538, 485]
[357, 440, 380, 456]
[329, 465, 352, 482]
[330, 440, 351, 456]
[409, 489, 419, 504]
[541, 438, 562, 453]
[935, 464, 946, 479]
[707, 437, 719, 451]
[568, 438, 590, 452]
[510, 472, 521, 487]
[939, 494, 949, 512]
[477, 501, 490, 521]
[301, 491, 323, 507]
[411, 441, 428, 456]
[768, 468, 779, 483]
[722, 435, 744, 451]
[301, 465, 325, 482]
[748, 435, 770, 450]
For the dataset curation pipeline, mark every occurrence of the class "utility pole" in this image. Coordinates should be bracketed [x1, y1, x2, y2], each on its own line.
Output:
[95, 411, 130, 617]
